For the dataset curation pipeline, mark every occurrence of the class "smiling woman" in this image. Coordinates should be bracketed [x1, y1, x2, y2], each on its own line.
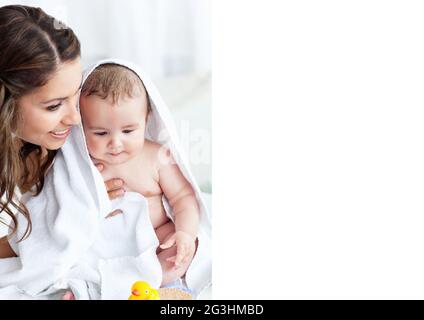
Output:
[0, 5, 81, 244]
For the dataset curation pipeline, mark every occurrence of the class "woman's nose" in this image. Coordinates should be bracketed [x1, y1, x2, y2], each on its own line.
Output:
[62, 102, 81, 126]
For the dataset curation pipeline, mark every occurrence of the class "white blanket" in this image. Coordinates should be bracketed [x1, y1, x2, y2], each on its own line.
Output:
[0, 59, 211, 300]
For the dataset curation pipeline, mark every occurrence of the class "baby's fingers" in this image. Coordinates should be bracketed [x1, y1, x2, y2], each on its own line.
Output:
[175, 244, 188, 266]
[166, 256, 177, 263]
[166, 256, 182, 270]
[160, 235, 176, 249]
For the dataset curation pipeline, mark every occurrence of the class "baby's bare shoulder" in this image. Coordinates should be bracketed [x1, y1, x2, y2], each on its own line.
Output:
[143, 140, 173, 168]
[143, 140, 163, 157]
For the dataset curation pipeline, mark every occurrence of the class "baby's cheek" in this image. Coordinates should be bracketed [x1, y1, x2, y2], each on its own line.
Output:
[86, 137, 102, 156]
[136, 137, 145, 150]
[126, 138, 143, 153]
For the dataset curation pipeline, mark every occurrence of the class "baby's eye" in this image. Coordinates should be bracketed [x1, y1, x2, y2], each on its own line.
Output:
[94, 132, 107, 136]
[123, 129, 134, 134]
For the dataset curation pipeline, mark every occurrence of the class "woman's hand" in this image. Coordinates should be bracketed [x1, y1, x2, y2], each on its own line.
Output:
[95, 163, 125, 200]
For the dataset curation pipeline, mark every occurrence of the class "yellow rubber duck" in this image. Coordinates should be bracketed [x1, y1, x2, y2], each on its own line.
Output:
[128, 281, 160, 300]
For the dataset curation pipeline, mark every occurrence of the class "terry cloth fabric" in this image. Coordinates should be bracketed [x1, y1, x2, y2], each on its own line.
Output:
[0, 59, 211, 300]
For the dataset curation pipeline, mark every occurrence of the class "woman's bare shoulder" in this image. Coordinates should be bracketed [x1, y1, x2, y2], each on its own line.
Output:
[0, 236, 17, 258]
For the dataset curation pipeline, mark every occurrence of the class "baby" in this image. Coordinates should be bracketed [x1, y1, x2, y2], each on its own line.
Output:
[79, 64, 200, 288]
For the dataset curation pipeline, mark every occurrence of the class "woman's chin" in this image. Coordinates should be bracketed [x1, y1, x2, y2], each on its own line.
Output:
[44, 140, 66, 150]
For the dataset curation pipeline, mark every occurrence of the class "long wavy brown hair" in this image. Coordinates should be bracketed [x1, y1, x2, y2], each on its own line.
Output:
[0, 5, 81, 241]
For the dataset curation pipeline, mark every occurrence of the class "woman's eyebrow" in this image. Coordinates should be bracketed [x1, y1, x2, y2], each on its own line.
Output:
[41, 78, 83, 104]
[41, 97, 66, 104]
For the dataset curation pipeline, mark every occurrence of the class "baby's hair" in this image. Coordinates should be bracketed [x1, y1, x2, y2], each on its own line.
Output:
[81, 64, 151, 112]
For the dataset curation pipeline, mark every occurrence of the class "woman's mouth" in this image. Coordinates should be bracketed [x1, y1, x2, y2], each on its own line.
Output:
[49, 128, 71, 139]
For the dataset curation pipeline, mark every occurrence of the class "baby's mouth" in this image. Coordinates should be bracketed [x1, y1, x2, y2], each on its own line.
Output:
[109, 151, 123, 157]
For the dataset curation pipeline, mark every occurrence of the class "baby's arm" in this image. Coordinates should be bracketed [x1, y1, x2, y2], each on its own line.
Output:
[158, 150, 199, 237]
[158, 149, 199, 265]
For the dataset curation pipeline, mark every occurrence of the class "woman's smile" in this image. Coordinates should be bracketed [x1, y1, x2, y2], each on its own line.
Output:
[49, 127, 71, 139]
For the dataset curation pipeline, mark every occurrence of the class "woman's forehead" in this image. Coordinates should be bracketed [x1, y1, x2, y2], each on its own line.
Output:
[32, 59, 83, 103]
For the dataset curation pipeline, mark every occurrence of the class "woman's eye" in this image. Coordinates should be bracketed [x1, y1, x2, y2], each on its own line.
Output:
[46, 103, 62, 111]
[123, 129, 134, 134]
[94, 132, 107, 136]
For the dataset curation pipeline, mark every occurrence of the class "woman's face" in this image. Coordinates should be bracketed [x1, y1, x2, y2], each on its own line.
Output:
[16, 58, 83, 150]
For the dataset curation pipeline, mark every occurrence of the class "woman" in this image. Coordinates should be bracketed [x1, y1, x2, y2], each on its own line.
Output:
[0, 5, 124, 258]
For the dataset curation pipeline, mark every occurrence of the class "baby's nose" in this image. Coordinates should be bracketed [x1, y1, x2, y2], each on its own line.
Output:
[109, 137, 123, 149]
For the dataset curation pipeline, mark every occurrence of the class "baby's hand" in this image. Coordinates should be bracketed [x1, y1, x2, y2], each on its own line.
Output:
[159, 231, 196, 267]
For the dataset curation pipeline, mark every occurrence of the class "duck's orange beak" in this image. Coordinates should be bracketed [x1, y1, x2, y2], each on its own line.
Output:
[131, 289, 140, 296]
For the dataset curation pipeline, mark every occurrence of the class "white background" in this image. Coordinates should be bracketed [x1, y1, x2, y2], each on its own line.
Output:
[213, 0, 424, 299]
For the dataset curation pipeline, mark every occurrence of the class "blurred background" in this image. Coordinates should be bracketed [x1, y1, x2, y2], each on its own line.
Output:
[0, 0, 212, 193]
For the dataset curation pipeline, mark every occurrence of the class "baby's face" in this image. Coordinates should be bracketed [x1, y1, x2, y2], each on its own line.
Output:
[79, 93, 149, 165]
